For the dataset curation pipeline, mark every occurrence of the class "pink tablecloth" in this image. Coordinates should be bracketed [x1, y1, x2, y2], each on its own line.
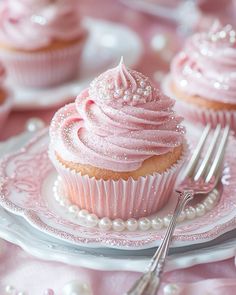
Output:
[0, 1, 236, 294]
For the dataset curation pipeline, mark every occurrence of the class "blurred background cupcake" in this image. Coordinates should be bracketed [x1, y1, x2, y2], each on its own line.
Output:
[0, 0, 88, 88]
[49, 59, 186, 220]
[163, 21, 236, 130]
[0, 64, 12, 132]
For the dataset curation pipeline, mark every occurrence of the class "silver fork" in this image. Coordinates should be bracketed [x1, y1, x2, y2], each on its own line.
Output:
[125, 124, 230, 295]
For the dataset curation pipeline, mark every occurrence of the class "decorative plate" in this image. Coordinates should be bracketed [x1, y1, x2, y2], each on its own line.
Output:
[0, 124, 236, 250]
[9, 18, 142, 111]
[1, 206, 236, 272]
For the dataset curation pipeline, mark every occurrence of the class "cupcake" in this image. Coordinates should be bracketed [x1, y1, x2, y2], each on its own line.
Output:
[164, 21, 236, 130]
[0, 65, 12, 132]
[49, 59, 186, 220]
[0, 0, 87, 88]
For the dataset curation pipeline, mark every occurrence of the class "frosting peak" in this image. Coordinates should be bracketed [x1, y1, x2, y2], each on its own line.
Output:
[50, 61, 185, 172]
[89, 58, 155, 106]
[171, 22, 236, 104]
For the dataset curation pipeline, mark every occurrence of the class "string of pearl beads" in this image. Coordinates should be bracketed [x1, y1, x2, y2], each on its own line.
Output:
[53, 179, 220, 232]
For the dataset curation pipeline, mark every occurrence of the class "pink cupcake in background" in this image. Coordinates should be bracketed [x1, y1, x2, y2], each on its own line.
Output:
[0, 65, 12, 132]
[0, 0, 87, 88]
[49, 59, 186, 220]
[163, 21, 236, 130]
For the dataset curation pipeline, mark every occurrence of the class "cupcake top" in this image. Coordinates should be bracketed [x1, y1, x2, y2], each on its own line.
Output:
[50, 59, 185, 172]
[0, 0, 85, 50]
[171, 21, 236, 104]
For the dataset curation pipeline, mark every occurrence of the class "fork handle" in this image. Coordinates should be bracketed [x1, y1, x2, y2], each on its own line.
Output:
[149, 190, 194, 273]
[125, 190, 193, 295]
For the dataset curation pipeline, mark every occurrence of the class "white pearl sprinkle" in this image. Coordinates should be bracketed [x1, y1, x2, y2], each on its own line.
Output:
[99, 217, 112, 231]
[133, 94, 140, 101]
[123, 95, 130, 102]
[140, 81, 146, 88]
[108, 84, 114, 90]
[138, 217, 151, 231]
[112, 219, 125, 232]
[144, 91, 149, 96]
[163, 283, 180, 295]
[126, 218, 138, 231]
[151, 217, 163, 230]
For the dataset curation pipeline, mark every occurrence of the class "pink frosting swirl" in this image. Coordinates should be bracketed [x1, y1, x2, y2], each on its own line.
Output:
[0, 0, 85, 50]
[50, 60, 185, 172]
[171, 22, 236, 104]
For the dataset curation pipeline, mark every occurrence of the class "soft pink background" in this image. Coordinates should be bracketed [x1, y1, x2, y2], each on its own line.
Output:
[1, 0, 236, 294]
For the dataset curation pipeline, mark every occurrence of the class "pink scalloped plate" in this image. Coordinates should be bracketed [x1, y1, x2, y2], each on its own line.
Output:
[0, 125, 236, 250]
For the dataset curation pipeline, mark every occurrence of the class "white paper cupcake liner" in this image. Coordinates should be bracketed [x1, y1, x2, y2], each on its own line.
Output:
[175, 100, 236, 131]
[49, 145, 187, 220]
[0, 93, 13, 131]
[162, 75, 236, 131]
[0, 36, 87, 88]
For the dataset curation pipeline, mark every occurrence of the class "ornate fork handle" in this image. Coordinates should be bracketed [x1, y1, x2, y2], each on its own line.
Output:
[125, 190, 194, 295]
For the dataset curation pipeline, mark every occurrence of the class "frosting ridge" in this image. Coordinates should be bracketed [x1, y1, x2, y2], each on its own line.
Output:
[171, 21, 236, 104]
[50, 60, 185, 172]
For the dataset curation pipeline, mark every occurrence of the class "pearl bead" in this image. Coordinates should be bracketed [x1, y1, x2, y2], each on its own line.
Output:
[138, 217, 151, 231]
[185, 206, 196, 220]
[203, 198, 214, 210]
[78, 209, 89, 219]
[26, 118, 44, 132]
[144, 91, 149, 96]
[86, 214, 98, 227]
[209, 192, 218, 202]
[163, 283, 180, 295]
[44, 289, 54, 295]
[60, 199, 70, 207]
[98, 217, 112, 231]
[196, 203, 206, 217]
[177, 211, 186, 223]
[54, 192, 61, 202]
[163, 215, 172, 227]
[68, 205, 79, 216]
[151, 217, 163, 230]
[62, 281, 92, 295]
[112, 219, 125, 232]
[126, 218, 138, 231]
[5, 285, 16, 294]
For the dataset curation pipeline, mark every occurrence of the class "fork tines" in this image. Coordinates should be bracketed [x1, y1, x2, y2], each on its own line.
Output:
[183, 124, 230, 183]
